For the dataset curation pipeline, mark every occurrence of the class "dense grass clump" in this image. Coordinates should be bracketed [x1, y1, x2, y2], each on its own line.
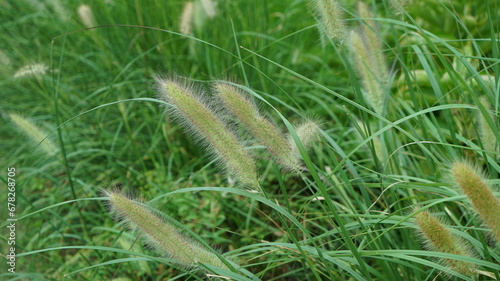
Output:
[1, 0, 499, 280]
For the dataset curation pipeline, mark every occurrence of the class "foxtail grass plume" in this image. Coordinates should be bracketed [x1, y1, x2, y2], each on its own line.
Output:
[13, 63, 48, 79]
[451, 161, 500, 244]
[356, 2, 389, 91]
[77, 4, 96, 28]
[200, 0, 217, 19]
[288, 120, 321, 162]
[310, 0, 347, 43]
[415, 210, 477, 277]
[106, 191, 232, 270]
[348, 29, 385, 115]
[477, 97, 499, 158]
[179, 1, 194, 36]
[154, 76, 259, 189]
[0, 49, 11, 67]
[214, 82, 298, 171]
[348, 3, 389, 116]
[192, 0, 218, 31]
[8, 113, 58, 157]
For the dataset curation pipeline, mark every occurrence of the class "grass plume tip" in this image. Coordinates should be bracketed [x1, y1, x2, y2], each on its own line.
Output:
[288, 120, 321, 163]
[310, 0, 347, 43]
[77, 4, 96, 28]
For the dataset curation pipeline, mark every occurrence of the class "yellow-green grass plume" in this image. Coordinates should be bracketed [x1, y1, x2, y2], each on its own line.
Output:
[451, 161, 500, 244]
[154, 76, 259, 189]
[106, 190, 232, 271]
[415, 210, 477, 277]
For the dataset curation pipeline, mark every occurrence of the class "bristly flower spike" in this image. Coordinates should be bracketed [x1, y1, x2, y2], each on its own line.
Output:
[288, 120, 321, 163]
[451, 161, 500, 244]
[8, 113, 58, 157]
[214, 82, 299, 171]
[310, 0, 347, 43]
[106, 190, 232, 271]
[415, 210, 477, 277]
[154, 76, 260, 190]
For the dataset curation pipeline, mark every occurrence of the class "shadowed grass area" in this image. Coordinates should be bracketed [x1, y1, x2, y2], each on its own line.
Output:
[1, 0, 499, 280]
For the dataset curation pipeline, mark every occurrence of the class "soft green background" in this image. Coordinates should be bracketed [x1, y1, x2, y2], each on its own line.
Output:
[1, 0, 499, 280]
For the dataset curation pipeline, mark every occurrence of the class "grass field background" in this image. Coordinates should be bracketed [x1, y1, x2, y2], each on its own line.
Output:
[1, 0, 499, 280]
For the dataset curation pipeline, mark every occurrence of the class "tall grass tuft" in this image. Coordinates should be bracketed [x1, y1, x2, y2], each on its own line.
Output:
[154, 76, 260, 189]
[105, 190, 232, 271]
[451, 161, 500, 244]
[415, 210, 478, 277]
[214, 81, 299, 171]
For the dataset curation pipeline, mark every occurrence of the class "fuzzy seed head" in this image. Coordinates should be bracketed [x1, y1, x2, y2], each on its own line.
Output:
[0, 49, 11, 67]
[106, 191, 230, 270]
[348, 30, 385, 115]
[8, 113, 58, 157]
[214, 82, 298, 171]
[289, 120, 320, 162]
[415, 211, 477, 277]
[356, 2, 389, 88]
[310, 0, 347, 43]
[14, 63, 48, 79]
[200, 0, 217, 19]
[78, 4, 96, 28]
[451, 162, 500, 244]
[46, 0, 70, 22]
[154, 77, 259, 189]
[180, 1, 194, 35]
[478, 97, 499, 158]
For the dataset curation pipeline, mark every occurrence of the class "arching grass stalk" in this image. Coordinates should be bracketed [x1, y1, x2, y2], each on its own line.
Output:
[106, 190, 232, 271]
[154, 76, 260, 190]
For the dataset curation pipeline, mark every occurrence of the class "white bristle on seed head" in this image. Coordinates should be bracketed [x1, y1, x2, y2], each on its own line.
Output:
[78, 4, 96, 28]
[14, 63, 48, 79]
